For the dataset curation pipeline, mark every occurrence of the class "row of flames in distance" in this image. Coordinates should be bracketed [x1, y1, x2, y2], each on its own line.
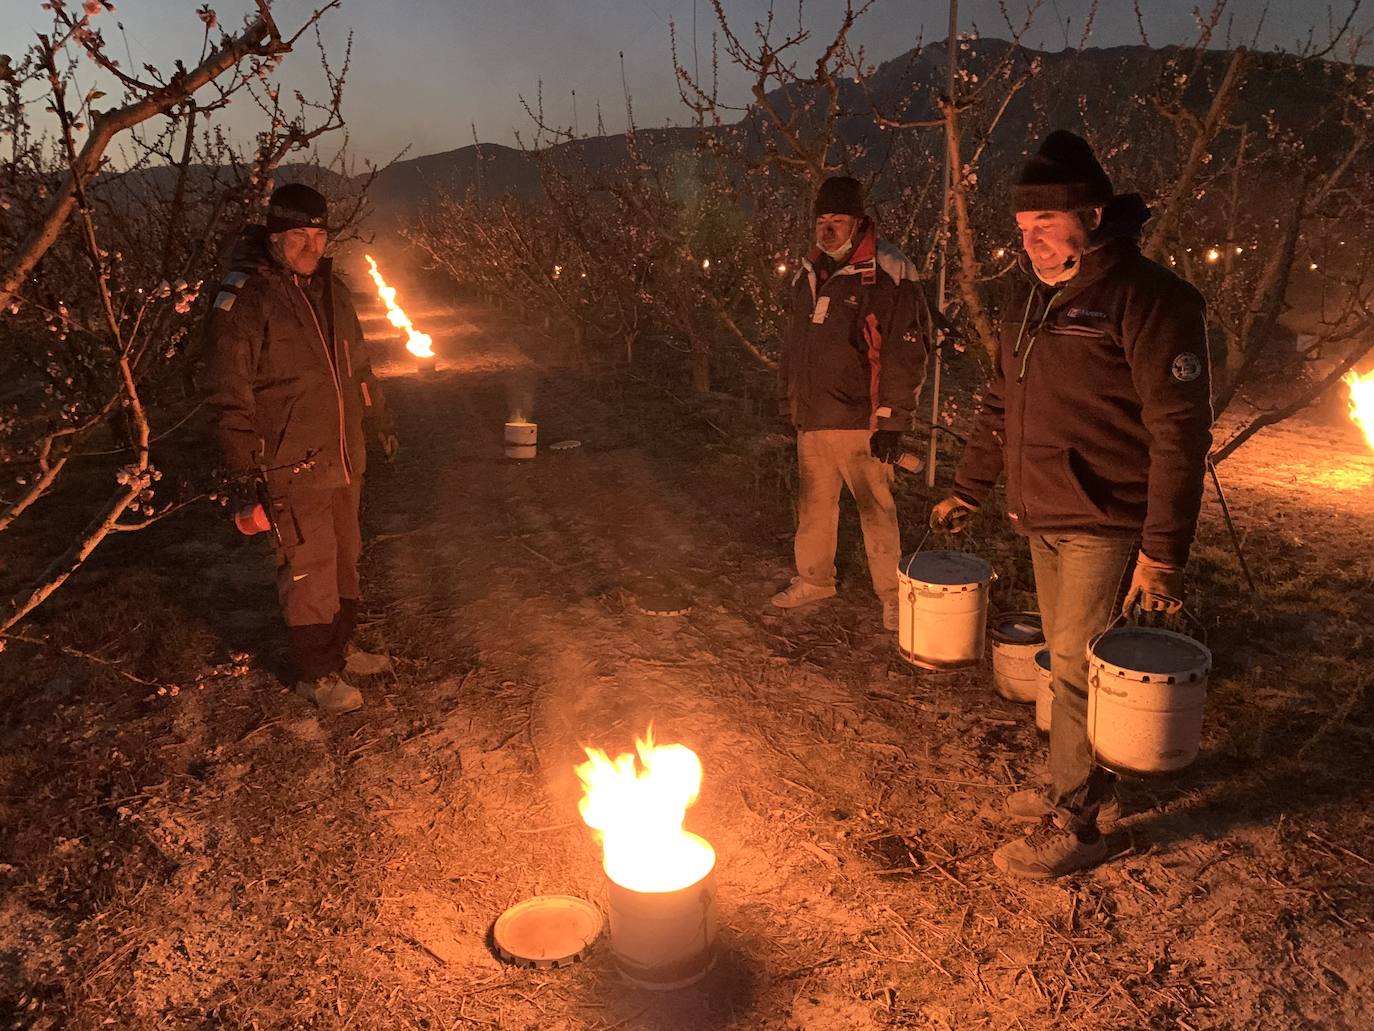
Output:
[364, 254, 434, 359]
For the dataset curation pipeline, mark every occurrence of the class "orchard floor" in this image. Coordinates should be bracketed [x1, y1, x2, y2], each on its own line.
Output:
[1, 295, 1371, 1030]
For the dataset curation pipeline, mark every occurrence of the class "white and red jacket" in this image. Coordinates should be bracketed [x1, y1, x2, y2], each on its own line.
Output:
[780, 220, 927, 432]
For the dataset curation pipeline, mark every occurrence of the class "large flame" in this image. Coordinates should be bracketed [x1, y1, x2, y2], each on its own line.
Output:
[575, 728, 715, 893]
[1344, 368, 1374, 450]
[363, 255, 434, 358]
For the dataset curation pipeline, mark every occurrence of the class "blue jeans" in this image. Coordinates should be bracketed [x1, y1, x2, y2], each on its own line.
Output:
[1029, 535, 1138, 834]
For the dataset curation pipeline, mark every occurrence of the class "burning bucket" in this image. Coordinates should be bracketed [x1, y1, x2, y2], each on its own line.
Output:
[897, 551, 995, 669]
[1088, 627, 1211, 775]
[605, 859, 718, 989]
[505, 420, 537, 460]
[576, 730, 719, 990]
[989, 611, 1044, 703]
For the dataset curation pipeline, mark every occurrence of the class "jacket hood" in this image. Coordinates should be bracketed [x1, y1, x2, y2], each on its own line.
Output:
[1089, 193, 1151, 248]
[228, 224, 278, 274]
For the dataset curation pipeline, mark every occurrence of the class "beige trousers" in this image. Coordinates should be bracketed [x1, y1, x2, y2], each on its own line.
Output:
[794, 429, 901, 602]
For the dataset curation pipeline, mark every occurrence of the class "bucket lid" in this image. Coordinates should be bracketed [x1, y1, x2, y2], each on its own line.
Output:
[988, 611, 1044, 645]
[898, 551, 994, 589]
[1091, 627, 1210, 676]
[1034, 648, 1051, 672]
[493, 895, 603, 969]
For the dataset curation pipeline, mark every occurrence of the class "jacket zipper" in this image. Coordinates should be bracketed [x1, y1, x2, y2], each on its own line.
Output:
[293, 277, 352, 485]
[1011, 284, 1060, 524]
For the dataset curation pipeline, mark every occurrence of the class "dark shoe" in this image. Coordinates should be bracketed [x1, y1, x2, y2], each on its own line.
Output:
[1004, 788, 1120, 828]
[295, 672, 364, 715]
[993, 818, 1108, 880]
[344, 643, 392, 676]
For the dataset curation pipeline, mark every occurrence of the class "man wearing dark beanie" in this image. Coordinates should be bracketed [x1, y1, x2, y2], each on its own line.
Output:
[773, 175, 928, 632]
[204, 183, 399, 715]
[932, 131, 1214, 878]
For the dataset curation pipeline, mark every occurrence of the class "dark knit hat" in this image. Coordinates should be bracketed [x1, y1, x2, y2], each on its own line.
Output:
[266, 183, 328, 234]
[1013, 130, 1113, 212]
[814, 176, 865, 219]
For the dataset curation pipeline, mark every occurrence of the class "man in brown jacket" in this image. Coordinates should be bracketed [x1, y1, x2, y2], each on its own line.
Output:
[773, 176, 927, 631]
[932, 132, 1213, 878]
[205, 184, 398, 715]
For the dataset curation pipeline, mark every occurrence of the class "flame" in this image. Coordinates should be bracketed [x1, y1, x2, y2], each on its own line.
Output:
[363, 255, 434, 359]
[1344, 368, 1374, 450]
[575, 728, 715, 893]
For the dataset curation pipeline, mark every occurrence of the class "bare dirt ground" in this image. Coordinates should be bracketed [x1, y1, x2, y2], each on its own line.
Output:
[2, 292, 1371, 1030]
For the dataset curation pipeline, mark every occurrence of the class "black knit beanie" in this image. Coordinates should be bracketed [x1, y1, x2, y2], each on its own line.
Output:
[814, 176, 865, 219]
[266, 183, 329, 234]
[1013, 131, 1113, 212]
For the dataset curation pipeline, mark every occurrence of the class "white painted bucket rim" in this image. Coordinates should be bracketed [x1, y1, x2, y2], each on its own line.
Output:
[988, 610, 1044, 646]
[898, 550, 994, 590]
[1089, 626, 1211, 681]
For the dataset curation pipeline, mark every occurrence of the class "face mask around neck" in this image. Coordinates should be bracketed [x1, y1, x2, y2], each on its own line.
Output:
[820, 239, 854, 262]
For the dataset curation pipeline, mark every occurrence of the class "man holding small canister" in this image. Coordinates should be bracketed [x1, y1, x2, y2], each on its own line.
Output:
[205, 184, 398, 715]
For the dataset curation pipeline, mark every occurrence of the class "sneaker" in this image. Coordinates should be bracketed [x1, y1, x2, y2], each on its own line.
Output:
[344, 642, 392, 676]
[770, 577, 836, 610]
[294, 672, 364, 715]
[993, 817, 1108, 880]
[882, 599, 899, 632]
[1004, 788, 1121, 828]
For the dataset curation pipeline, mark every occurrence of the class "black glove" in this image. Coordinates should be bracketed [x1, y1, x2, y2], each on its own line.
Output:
[869, 429, 903, 464]
[930, 495, 977, 533]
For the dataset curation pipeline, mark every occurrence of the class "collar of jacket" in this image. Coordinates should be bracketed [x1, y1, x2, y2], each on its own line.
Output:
[1015, 236, 1135, 304]
[801, 218, 878, 277]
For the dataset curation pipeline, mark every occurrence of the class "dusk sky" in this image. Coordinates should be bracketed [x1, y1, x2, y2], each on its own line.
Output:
[2, 1, 1367, 165]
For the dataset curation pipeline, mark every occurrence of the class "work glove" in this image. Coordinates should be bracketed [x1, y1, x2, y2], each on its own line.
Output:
[869, 429, 903, 464]
[929, 495, 977, 533]
[378, 431, 400, 463]
[1122, 552, 1185, 615]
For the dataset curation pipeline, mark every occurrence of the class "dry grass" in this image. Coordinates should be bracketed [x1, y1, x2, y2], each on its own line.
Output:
[1, 301, 1370, 1030]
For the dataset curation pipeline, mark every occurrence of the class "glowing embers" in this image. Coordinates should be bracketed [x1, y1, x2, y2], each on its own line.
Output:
[1343, 367, 1374, 451]
[363, 255, 435, 359]
[576, 728, 718, 989]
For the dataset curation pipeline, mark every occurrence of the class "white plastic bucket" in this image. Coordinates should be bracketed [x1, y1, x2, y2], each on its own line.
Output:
[989, 611, 1044, 703]
[1088, 627, 1211, 776]
[505, 420, 537, 460]
[897, 552, 995, 670]
[1034, 649, 1052, 734]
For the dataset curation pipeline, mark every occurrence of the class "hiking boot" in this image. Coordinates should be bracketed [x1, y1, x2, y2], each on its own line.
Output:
[770, 577, 836, 610]
[1004, 788, 1121, 828]
[993, 817, 1108, 881]
[294, 672, 364, 715]
[344, 642, 392, 676]
[882, 599, 899, 632]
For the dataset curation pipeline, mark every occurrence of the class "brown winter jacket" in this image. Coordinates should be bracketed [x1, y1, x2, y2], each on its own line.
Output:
[204, 227, 391, 494]
[781, 220, 928, 432]
[952, 221, 1213, 568]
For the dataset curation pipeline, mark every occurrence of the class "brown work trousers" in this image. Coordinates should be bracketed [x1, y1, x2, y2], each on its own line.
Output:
[794, 429, 901, 603]
[271, 480, 362, 681]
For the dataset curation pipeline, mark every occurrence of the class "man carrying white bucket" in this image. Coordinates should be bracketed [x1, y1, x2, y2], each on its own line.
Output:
[931, 131, 1213, 879]
[772, 176, 927, 632]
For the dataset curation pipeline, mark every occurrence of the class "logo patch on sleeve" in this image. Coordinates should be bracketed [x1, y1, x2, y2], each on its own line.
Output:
[1172, 352, 1203, 383]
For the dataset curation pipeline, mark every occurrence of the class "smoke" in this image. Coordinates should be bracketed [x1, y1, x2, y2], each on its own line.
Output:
[506, 372, 536, 424]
